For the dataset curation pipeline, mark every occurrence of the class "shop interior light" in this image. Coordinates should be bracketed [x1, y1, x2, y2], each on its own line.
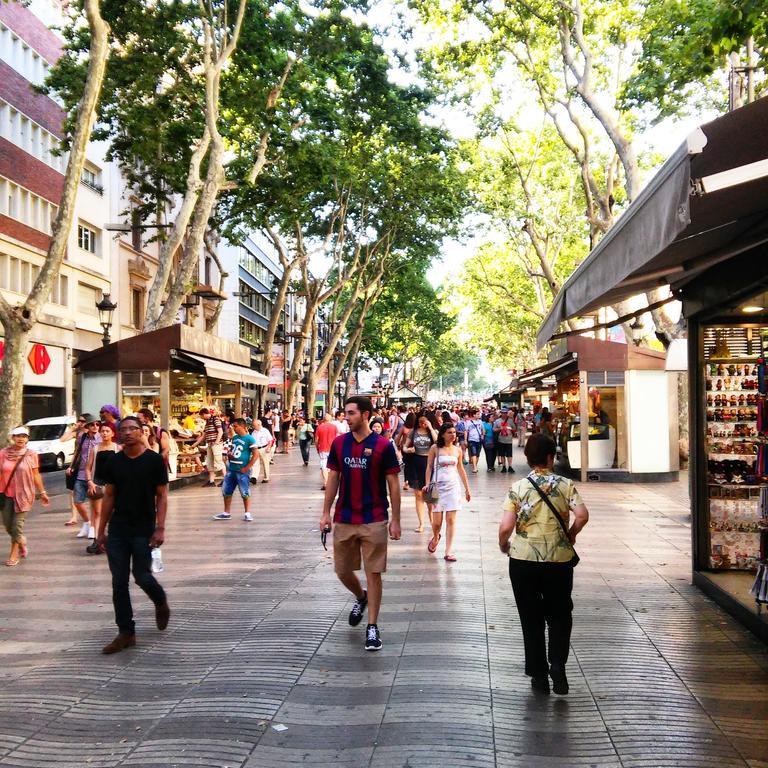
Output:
[742, 305, 765, 313]
[152, 371, 160, 378]
[696, 158, 768, 194]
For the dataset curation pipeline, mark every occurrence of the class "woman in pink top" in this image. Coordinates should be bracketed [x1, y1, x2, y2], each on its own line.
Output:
[1, 426, 49, 566]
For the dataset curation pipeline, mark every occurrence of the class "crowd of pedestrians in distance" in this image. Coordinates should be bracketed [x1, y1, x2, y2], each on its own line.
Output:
[3, 396, 588, 695]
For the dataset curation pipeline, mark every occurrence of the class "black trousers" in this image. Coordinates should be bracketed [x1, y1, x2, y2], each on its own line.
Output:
[483, 444, 496, 469]
[508, 558, 573, 678]
[299, 439, 311, 464]
[106, 530, 166, 635]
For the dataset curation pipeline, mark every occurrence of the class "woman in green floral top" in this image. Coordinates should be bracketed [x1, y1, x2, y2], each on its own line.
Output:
[498, 433, 589, 696]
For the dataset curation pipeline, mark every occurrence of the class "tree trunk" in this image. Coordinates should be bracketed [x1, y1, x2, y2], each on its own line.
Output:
[259, 226, 305, 378]
[0, 318, 32, 436]
[304, 319, 319, 415]
[143, 130, 210, 330]
[144, 0, 249, 331]
[0, 0, 109, 440]
[344, 334, 362, 397]
[285, 293, 316, 412]
[154, 135, 226, 327]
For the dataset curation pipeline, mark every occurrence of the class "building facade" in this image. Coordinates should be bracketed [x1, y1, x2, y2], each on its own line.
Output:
[218, 230, 296, 414]
[0, 0, 111, 420]
[0, 0, 226, 422]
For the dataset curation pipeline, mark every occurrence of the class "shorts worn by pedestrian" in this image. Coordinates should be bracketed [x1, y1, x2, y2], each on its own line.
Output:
[222, 470, 251, 499]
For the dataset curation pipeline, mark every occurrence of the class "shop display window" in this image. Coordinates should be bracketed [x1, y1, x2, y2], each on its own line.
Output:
[555, 373, 627, 471]
[170, 370, 205, 419]
[121, 370, 161, 422]
[703, 325, 768, 579]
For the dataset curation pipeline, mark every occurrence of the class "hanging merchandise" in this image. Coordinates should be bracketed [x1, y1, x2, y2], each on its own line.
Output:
[704, 326, 767, 571]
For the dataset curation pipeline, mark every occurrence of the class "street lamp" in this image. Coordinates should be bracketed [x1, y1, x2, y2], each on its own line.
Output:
[629, 317, 645, 347]
[95, 292, 118, 347]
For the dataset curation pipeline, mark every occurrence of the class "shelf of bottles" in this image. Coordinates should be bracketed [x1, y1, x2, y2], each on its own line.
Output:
[704, 327, 768, 587]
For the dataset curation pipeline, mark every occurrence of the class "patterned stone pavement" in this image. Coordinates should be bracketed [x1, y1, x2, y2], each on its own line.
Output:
[1, 451, 767, 768]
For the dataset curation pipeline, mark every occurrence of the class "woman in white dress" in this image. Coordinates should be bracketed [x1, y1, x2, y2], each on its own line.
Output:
[423, 422, 471, 561]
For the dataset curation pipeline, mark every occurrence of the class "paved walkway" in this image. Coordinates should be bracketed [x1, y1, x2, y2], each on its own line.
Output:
[1, 451, 767, 768]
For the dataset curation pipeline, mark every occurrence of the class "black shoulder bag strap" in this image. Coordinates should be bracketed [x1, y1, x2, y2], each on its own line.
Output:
[527, 476, 580, 566]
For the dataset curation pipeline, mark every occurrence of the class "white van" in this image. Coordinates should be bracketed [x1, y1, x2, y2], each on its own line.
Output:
[25, 416, 77, 470]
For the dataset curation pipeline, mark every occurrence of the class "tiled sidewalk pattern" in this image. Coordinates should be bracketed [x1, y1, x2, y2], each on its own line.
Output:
[0, 455, 766, 768]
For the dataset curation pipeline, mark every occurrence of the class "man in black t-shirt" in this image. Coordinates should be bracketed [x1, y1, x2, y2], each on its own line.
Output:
[97, 415, 170, 654]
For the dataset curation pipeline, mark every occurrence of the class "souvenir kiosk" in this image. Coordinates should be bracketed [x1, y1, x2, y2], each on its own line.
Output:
[536, 98, 768, 640]
[76, 324, 269, 480]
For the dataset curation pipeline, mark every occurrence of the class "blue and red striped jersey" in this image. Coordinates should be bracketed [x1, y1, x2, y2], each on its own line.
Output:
[327, 432, 400, 524]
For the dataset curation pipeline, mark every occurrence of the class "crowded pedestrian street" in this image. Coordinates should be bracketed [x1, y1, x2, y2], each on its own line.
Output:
[1, 451, 766, 768]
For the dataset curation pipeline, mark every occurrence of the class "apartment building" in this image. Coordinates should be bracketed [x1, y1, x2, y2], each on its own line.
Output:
[218, 230, 297, 413]
[0, 0, 111, 420]
[0, 0, 228, 421]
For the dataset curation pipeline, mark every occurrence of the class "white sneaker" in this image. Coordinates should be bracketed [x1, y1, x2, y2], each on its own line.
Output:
[76, 522, 89, 538]
[88, 525, 96, 539]
[243, 512, 253, 522]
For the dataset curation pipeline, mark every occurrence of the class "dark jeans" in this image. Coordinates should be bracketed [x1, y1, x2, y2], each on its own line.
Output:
[299, 438, 311, 464]
[508, 558, 573, 678]
[483, 444, 496, 469]
[106, 529, 166, 635]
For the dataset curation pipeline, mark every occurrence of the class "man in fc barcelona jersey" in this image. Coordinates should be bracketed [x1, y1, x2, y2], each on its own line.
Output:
[320, 395, 401, 651]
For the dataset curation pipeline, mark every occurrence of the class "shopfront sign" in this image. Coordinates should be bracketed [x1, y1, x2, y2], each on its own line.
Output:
[28, 344, 51, 375]
[0, 340, 65, 388]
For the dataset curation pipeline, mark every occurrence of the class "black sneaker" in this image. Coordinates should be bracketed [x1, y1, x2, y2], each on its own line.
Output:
[349, 590, 368, 626]
[365, 623, 382, 651]
[500, 466, 507, 473]
[508, 467, 515, 473]
[550, 664, 569, 695]
[531, 676, 550, 695]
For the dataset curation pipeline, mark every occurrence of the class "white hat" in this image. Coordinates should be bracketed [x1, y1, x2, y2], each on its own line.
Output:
[11, 426, 29, 436]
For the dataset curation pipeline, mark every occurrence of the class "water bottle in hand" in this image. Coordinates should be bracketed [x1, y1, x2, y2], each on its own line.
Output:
[151, 547, 164, 574]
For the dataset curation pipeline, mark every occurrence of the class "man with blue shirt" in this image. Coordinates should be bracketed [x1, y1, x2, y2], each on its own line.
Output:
[320, 395, 401, 651]
[213, 418, 259, 522]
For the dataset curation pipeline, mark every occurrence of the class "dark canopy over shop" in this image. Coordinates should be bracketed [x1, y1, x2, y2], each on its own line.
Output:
[537, 97, 768, 348]
[77, 324, 268, 386]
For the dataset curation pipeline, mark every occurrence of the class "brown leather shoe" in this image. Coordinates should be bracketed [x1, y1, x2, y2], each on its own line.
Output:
[155, 601, 170, 631]
[102, 633, 136, 654]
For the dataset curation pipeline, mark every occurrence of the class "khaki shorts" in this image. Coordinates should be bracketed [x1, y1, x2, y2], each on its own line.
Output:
[206, 443, 225, 473]
[333, 520, 388, 574]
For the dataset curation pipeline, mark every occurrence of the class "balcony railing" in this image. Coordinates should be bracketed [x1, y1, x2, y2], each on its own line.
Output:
[80, 178, 104, 196]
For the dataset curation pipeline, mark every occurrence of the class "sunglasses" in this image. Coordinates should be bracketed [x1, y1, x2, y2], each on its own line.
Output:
[320, 525, 331, 551]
